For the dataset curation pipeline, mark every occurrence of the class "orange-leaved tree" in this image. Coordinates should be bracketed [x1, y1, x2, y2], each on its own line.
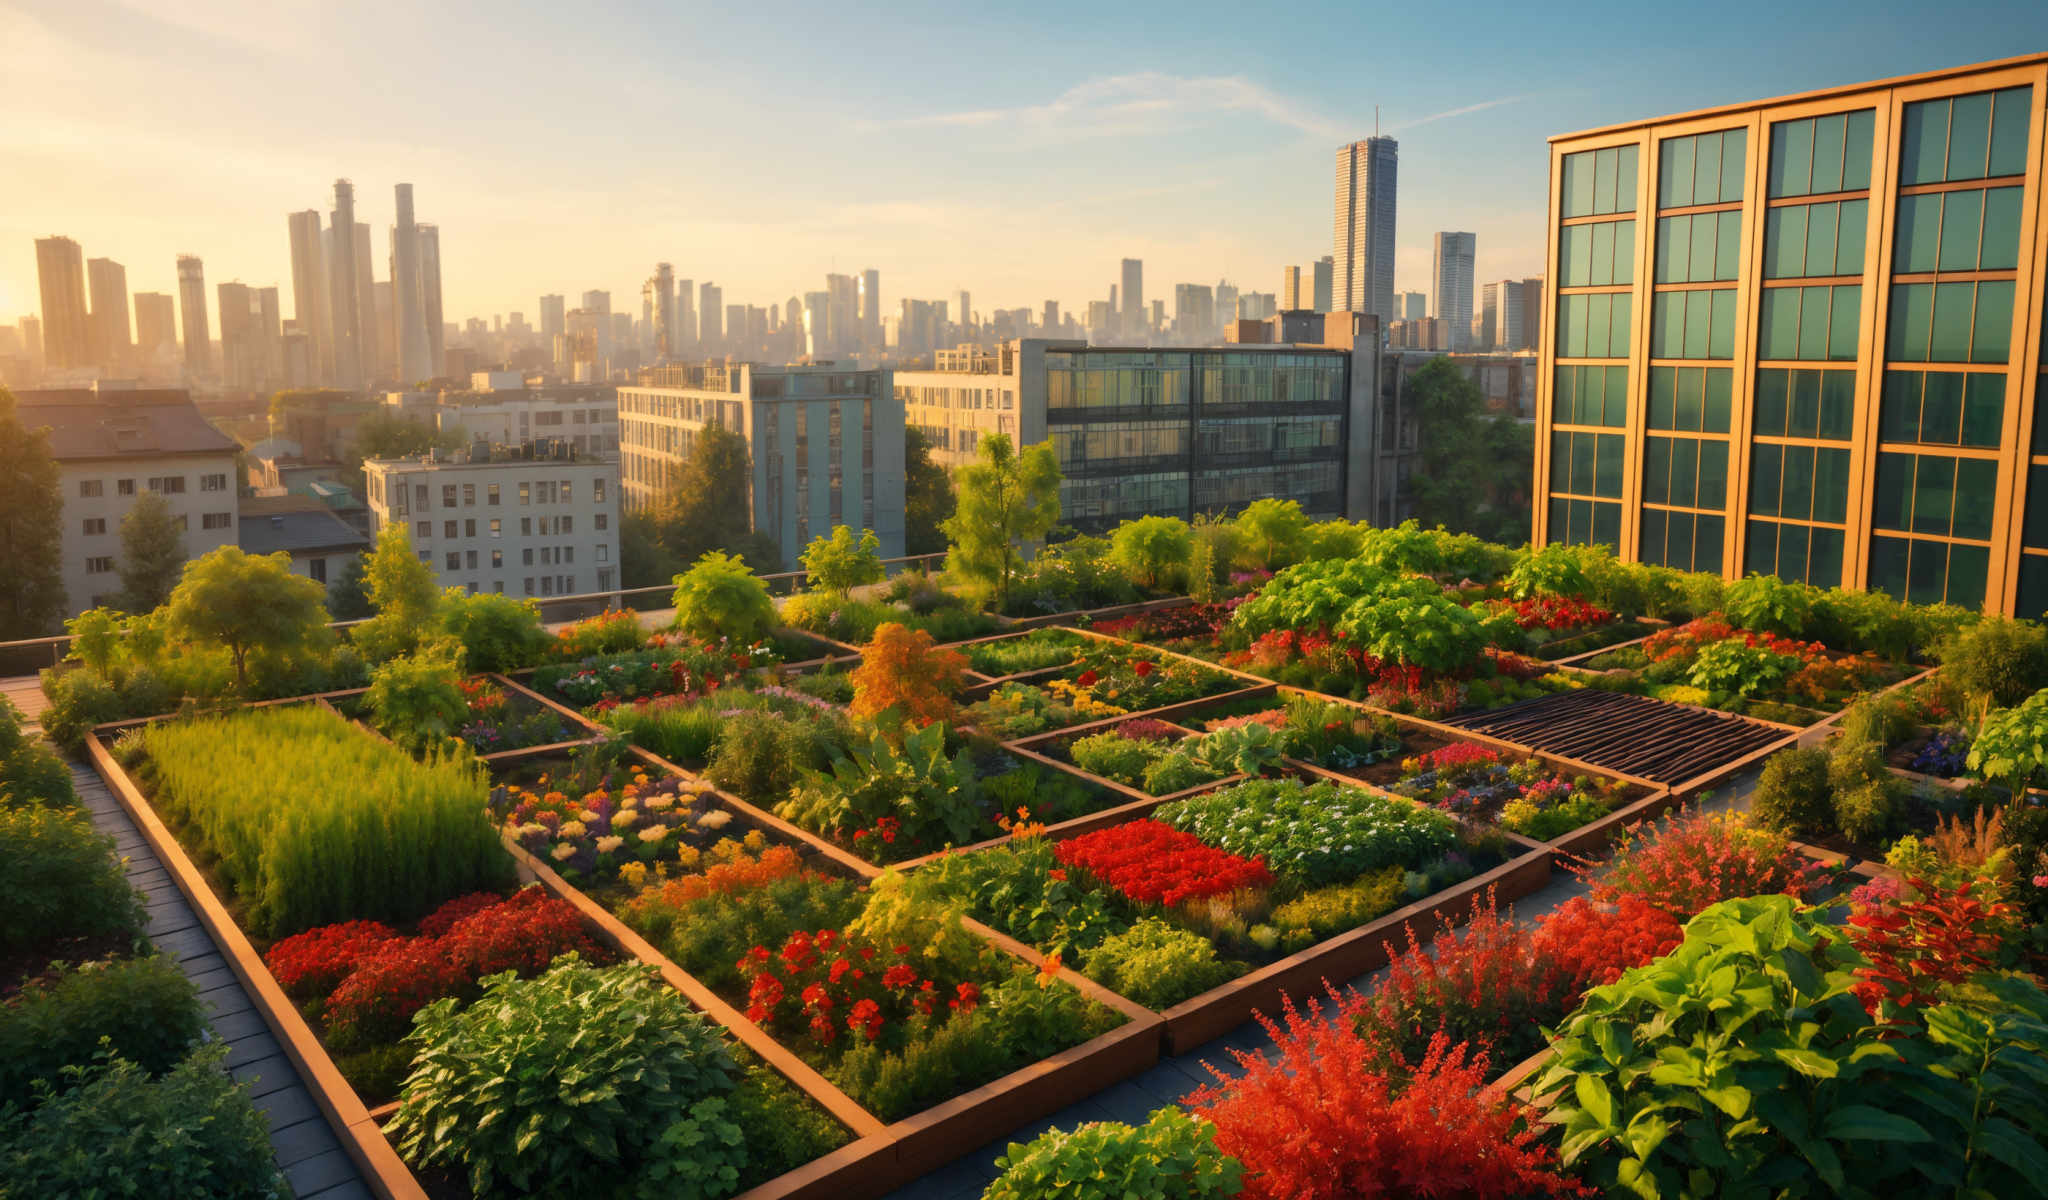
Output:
[851, 622, 968, 733]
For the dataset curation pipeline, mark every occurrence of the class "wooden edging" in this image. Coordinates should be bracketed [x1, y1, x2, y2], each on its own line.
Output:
[84, 732, 428, 1200]
[997, 595, 1193, 632]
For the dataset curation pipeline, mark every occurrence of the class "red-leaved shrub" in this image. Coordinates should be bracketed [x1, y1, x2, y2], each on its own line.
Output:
[1583, 807, 1827, 919]
[1188, 990, 1585, 1200]
[1530, 895, 1683, 991]
[263, 920, 398, 1000]
[1847, 876, 2015, 1017]
[1054, 819, 1272, 907]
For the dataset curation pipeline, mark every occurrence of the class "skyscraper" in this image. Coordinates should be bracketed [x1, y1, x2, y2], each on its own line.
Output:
[1399, 291, 1427, 321]
[860, 268, 881, 350]
[675, 281, 695, 355]
[287, 209, 331, 380]
[176, 254, 210, 375]
[1333, 136, 1398, 320]
[419, 224, 444, 379]
[218, 280, 256, 389]
[827, 274, 857, 357]
[956, 289, 972, 338]
[326, 181, 363, 387]
[1281, 265, 1303, 311]
[354, 221, 384, 381]
[1043, 300, 1059, 334]
[34, 236, 89, 370]
[133, 292, 176, 362]
[699, 283, 723, 352]
[647, 263, 675, 359]
[539, 294, 566, 341]
[391, 184, 431, 381]
[1119, 259, 1142, 337]
[86, 257, 129, 368]
[1214, 280, 1239, 333]
[582, 290, 612, 362]
[1312, 256, 1334, 313]
[1433, 232, 1477, 351]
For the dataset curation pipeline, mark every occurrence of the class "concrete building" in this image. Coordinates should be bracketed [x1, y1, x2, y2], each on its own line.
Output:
[419, 223, 444, 379]
[1282, 265, 1304, 312]
[327, 181, 364, 388]
[861, 268, 881, 350]
[287, 210, 331, 381]
[1536, 52, 2048, 615]
[238, 493, 369, 588]
[1480, 278, 1546, 352]
[13, 387, 239, 617]
[175, 255, 210, 376]
[539, 294, 566, 342]
[390, 377, 619, 457]
[894, 324, 1391, 531]
[699, 283, 723, 353]
[1399, 291, 1427, 321]
[1120, 260, 1144, 338]
[1334, 136, 1399, 320]
[1433, 232, 1477, 351]
[363, 442, 621, 598]
[618, 364, 904, 564]
[36, 237, 90, 371]
[86, 257, 130, 369]
[1313, 256, 1335, 313]
[134, 292, 176, 366]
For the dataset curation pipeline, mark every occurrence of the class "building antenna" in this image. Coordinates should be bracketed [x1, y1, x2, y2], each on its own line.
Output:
[1374, 105, 1379, 137]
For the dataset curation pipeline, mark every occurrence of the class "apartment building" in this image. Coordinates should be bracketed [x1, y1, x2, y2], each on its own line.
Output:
[385, 376, 619, 457]
[362, 442, 621, 599]
[14, 386, 239, 616]
[617, 363, 905, 564]
[1536, 53, 2048, 615]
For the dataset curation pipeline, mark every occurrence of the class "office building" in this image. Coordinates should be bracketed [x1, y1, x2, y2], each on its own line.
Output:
[134, 292, 176, 364]
[618, 364, 904, 563]
[539, 294, 566, 341]
[355, 221, 384, 380]
[894, 325, 1386, 531]
[175, 255, 210, 375]
[1334, 136, 1399, 319]
[1480, 278, 1545, 352]
[699, 283, 723, 352]
[861, 268, 881, 350]
[387, 376, 618, 458]
[1117, 261, 1142, 338]
[1313, 257, 1335, 313]
[1537, 53, 2048, 615]
[1399, 291, 1427, 321]
[35, 237, 90, 371]
[363, 443, 621, 599]
[327, 182, 363, 387]
[13, 387, 240, 617]
[1433, 232, 1477, 351]
[1238, 292, 1278, 321]
[1282, 265, 1304, 312]
[86, 257, 130, 368]
[647, 263, 675, 359]
[419, 223, 444, 378]
[288, 210, 331, 380]
[674, 281, 696, 355]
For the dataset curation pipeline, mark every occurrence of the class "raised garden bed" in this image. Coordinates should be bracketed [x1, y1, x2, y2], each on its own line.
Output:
[1577, 616, 1916, 723]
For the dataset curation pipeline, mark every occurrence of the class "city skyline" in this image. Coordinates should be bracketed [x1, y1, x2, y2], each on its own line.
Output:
[6, 2, 2046, 330]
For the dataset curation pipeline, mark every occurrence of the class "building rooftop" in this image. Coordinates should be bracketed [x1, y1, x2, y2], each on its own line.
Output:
[363, 439, 600, 469]
[12, 388, 240, 461]
[237, 497, 370, 556]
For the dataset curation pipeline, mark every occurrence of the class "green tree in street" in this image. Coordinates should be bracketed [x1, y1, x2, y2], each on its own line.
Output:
[117, 491, 187, 613]
[0, 387, 65, 638]
[942, 434, 1061, 610]
[326, 554, 374, 621]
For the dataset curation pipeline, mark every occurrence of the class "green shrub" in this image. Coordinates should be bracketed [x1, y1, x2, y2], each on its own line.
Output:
[1188, 723, 1284, 778]
[800, 525, 884, 594]
[985, 1107, 1242, 1200]
[1506, 544, 1592, 600]
[672, 551, 777, 644]
[333, 1043, 413, 1106]
[604, 697, 736, 763]
[0, 1043, 285, 1199]
[1109, 516, 1195, 591]
[0, 956, 204, 1105]
[1747, 746, 1834, 837]
[1838, 691, 1915, 749]
[365, 648, 470, 755]
[1142, 752, 1222, 796]
[727, 1058, 851, 1188]
[780, 593, 898, 644]
[0, 699, 73, 810]
[1686, 640, 1798, 698]
[1268, 867, 1406, 946]
[392, 958, 746, 1199]
[1082, 918, 1237, 1009]
[1832, 776, 1900, 844]
[1069, 731, 1165, 786]
[1157, 779, 1458, 888]
[897, 836, 1131, 960]
[779, 722, 982, 854]
[1724, 574, 1816, 636]
[436, 589, 551, 672]
[0, 805, 143, 953]
[1231, 499, 1310, 572]
[142, 705, 510, 938]
[38, 669, 131, 754]
[706, 710, 830, 801]
[1969, 689, 2048, 794]
[1941, 617, 2048, 715]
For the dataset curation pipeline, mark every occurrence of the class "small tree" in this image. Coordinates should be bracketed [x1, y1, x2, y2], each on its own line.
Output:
[437, 589, 550, 672]
[1109, 516, 1194, 592]
[353, 525, 441, 661]
[1232, 499, 1309, 572]
[801, 525, 884, 595]
[850, 622, 967, 732]
[670, 552, 776, 644]
[116, 491, 187, 614]
[942, 434, 1061, 610]
[904, 426, 955, 557]
[0, 387, 64, 638]
[162, 547, 329, 691]
[655, 425, 761, 565]
[63, 608, 123, 677]
[326, 555, 374, 621]
[1969, 689, 2048, 797]
[366, 647, 470, 755]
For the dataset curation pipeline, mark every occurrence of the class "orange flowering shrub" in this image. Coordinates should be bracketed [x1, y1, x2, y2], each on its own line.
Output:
[850, 622, 968, 729]
[619, 845, 813, 920]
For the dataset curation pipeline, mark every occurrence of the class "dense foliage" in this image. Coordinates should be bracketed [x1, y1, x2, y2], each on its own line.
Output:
[984, 1107, 1243, 1200]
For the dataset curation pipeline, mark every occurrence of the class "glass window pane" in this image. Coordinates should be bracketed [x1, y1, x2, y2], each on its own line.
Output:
[1888, 284, 1931, 361]
[1792, 369, 1823, 437]
[1912, 455, 1956, 535]
[1648, 365, 1675, 428]
[1761, 288, 1798, 359]
[1747, 520, 1778, 576]
[1962, 374, 2006, 448]
[1590, 221, 1614, 285]
[1564, 153, 1593, 218]
[1973, 280, 2013, 363]
[1946, 544, 1988, 610]
[1672, 438, 1699, 504]
[1588, 293, 1613, 357]
[1613, 220, 1636, 284]
[1798, 286, 1828, 360]
[1768, 120, 1802, 198]
[1693, 131, 1722, 206]
[1938, 189, 1984, 272]
[1810, 114, 1844, 194]
[1699, 440, 1728, 507]
[1710, 291, 1736, 359]
[1697, 515, 1725, 571]
[1778, 521, 1811, 581]
[1550, 432, 1571, 489]
[1616, 145, 1639, 210]
[1595, 434, 1624, 497]
[1900, 98, 1948, 186]
[1869, 534, 1910, 600]
[1642, 437, 1671, 504]
[1805, 201, 1838, 276]
[1981, 187, 2022, 270]
[1562, 225, 1588, 286]
[1751, 443, 1784, 516]
[1685, 292, 1712, 358]
[1819, 371, 1855, 440]
[1843, 109, 1874, 190]
[1593, 500, 1620, 550]
[1676, 367, 1703, 430]
[1639, 506, 1668, 563]
[1811, 527, 1845, 587]
[1894, 193, 1941, 273]
[1835, 198, 1867, 273]
[1827, 286, 1860, 361]
[1559, 294, 1584, 356]
[1704, 368, 1732, 432]
[2028, 465, 2048, 547]
[1909, 539, 1948, 605]
[1690, 213, 1717, 282]
[1880, 371, 1921, 443]
[1719, 129, 1746, 203]
[1715, 210, 1742, 281]
[1611, 295, 1632, 358]
[1814, 448, 1851, 524]
[2019, 556, 2048, 619]
[1955, 460, 1996, 541]
[1989, 87, 2031, 177]
[1604, 366, 1629, 425]
[1782, 445, 1815, 519]
[1767, 206, 1805, 277]
[1657, 216, 1688, 282]
[1660, 137, 1693, 209]
[1873, 453, 1912, 529]
[1922, 371, 1963, 442]
[1755, 368, 1788, 435]
[1593, 147, 1617, 215]
[1946, 92, 1992, 181]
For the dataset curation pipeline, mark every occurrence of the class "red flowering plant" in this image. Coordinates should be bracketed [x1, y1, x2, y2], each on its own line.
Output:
[1187, 988, 1586, 1200]
[1579, 806, 1832, 920]
[551, 608, 649, 658]
[456, 676, 509, 720]
[1091, 601, 1241, 646]
[1053, 819, 1273, 908]
[263, 919, 398, 1000]
[1529, 895, 1683, 990]
[1482, 594, 1617, 633]
[735, 928, 972, 1049]
[1846, 876, 2016, 1018]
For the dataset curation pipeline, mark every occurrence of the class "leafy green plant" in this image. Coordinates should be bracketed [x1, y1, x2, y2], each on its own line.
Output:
[1231, 499, 1310, 572]
[1539, 895, 2048, 1199]
[1109, 516, 1195, 591]
[1506, 544, 1592, 600]
[1941, 617, 2048, 719]
[705, 709, 839, 802]
[672, 551, 778, 644]
[1069, 730, 1165, 786]
[1082, 917, 1239, 1009]
[1724, 573, 1817, 636]
[1969, 689, 2048, 795]
[944, 433, 1063, 610]
[1686, 639, 1798, 699]
[1157, 779, 1458, 888]
[1, 697, 75, 810]
[1142, 752, 1224, 796]
[391, 958, 748, 1199]
[1839, 691, 1915, 749]
[1267, 867, 1406, 947]
[0, 956, 204, 1105]
[435, 588, 550, 672]
[778, 721, 982, 854]
[1747, 745, 1834, 837]
[352, 520, 443, 663]
[1189, 723, 1283, 779]
[800, 525, 884, 594]
[0, 1044, 286, 1199]
[0, 803, 143, 952]
[984, 1107, 1243, 1200]
[1334, 576, 1494, 674]
[898, 836, 1131, 961]
[365, 648, 470, 754]
[162, 546, 331, 691]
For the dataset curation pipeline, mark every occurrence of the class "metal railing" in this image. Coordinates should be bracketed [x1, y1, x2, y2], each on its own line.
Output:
[0, 551, 950, 679]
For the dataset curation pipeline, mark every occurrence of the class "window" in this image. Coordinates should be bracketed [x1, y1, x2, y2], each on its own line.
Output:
[491, 549, 503, 568]
[148, 475, 186, 494]
[594, 478, 607, 503]
[1754, 369, 1856, 440]
[519, 482, 530, 505]
[415, 520, 430, 540]
[1654, 210, 1742, 283]
[465, 550, 478, 569]
[82, 518, 106, 535]
[464, 519, 476, 538]
[493, 582, 504, 594]
[1869, 535, 1989, 608]
[1897, 87, 2032, 186]
[462, 484, 476, 506]
[1893, 187, 2022, 272]
[1750, 443, 1851, 523]
[561, 516, 573, 534]
[418, 550, 430, 563]
[1641, 436, 1729, 509]
[415, 485, 428, 509]
[560, 480, 572, 502]
[1555, 293, 1633, 358]
[564, 575, 576, 593]
[595, 513, 609, 531]
[309, 557, 327, 584]
[1657, 128, 1746, 209]
[444, 520, 458, 539]
[1886, 281, 2015, 363]
[202, 512, 231, 530]
[1872, 451, 1997, 540]
[563, 547, 575, 564]
[1548, 498, 1622, 549]
[1650, 289, 1737, 359]
[1764, 200, 1869, 278]
[117, 478, 134, 496]
[1638, 509, 1724, 573]
[86, 556, 113, 574]
[445, 552, 460, 570]
[541, 577, 555, 596]
[1549, 431, 1626, 498]
[1768, 109, 1876, 197]
[1880, 371, 2004, 448]
[597, 545, 609, 563]
[78, 480, 103, 498]
[1757, 285, 1861, 361]
[523, 548, 534, 566]
[1746, 521, 1847, 586]
[490, 519, 501, 539]
[524, 578, 535, 596]
[201, 473, 227, 492]
[1647, 367, 1733, 432]
[488, 484, 500, 505]
[1553, 365, 1628, 427]
[521, 517, 532, 536]
[1559, 144, 1640, 218]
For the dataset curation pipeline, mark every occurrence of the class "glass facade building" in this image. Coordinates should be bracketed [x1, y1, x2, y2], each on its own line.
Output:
[1537, 55, 2048, 615]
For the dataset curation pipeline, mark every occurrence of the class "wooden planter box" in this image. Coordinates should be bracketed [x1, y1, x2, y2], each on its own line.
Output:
[997, 595, 1194, 631]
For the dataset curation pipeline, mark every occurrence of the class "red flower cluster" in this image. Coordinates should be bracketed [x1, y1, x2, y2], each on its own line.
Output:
[1410, 742, 1502, 777]
[1846, 877, 2015, 1017]
[737, 929, 966, 1047]
[849, 815, 905, 846]
[1188, 992, 1586, 1200]
[1114, 717, 1181, 741]
[1643, 616, 1829, 668]
[457, 676, 508, 718]
[1492, 595, 1616, 632]
[1092, 601, 1240, 644]
[275, 889, 607, 1049]
[1530, 896, 1683, 990]
[1583, 808, 1828, 920]
[1053, 819, 1272, 907]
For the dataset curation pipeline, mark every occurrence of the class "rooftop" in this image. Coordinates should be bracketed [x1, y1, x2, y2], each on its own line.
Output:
[236, 497, 370, 556]
[13, 388, 240, 461]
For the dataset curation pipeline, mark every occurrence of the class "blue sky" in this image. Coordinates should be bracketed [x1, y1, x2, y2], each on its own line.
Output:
[3, 0, 2046, 330]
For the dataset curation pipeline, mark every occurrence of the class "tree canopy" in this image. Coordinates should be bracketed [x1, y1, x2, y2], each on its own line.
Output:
[903, 426, 954, 557]
[0, 387, 65, 637]
[649, 425, 781, 571]
[942, 434, 1062, 609]
[1403, 358, 1532, 546]
[117, 491, 187, 614]
[162, 547, 330, 689]
[801, 525, 884, 594]
[352, 524, 441, 661]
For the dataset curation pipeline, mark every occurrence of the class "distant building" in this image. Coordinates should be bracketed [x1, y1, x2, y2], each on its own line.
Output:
[363, 442, 620, 599]
[1312, 256, 1334, 313]
[238, 492, 369, 587]
[13, 387, 239, 617]
[618, 364, 905, 565]
[1334, 136, 1398, 320]
[86, 257, 129, 369]
[1433, 232, 1477, 351]
[327, 181, 363, 388]
[288, 209, 331, 380]
[1120, 259, 1143, 338]
[1398, 291, 1427, 321]
[35, 237, 90, 371]
[176, 255, 210, 376]
[133, 293, 177, 364]
[1282, 265, 1303, 311]
[390, 377, 619, 457]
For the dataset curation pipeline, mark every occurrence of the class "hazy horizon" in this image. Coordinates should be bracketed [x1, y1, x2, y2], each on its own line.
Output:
[5, 0, 2046, 331]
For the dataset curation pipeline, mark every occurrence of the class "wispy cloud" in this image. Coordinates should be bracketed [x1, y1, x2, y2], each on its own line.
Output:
[865, 72, 1347, 141]
[1386, 93, 1541, 134]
